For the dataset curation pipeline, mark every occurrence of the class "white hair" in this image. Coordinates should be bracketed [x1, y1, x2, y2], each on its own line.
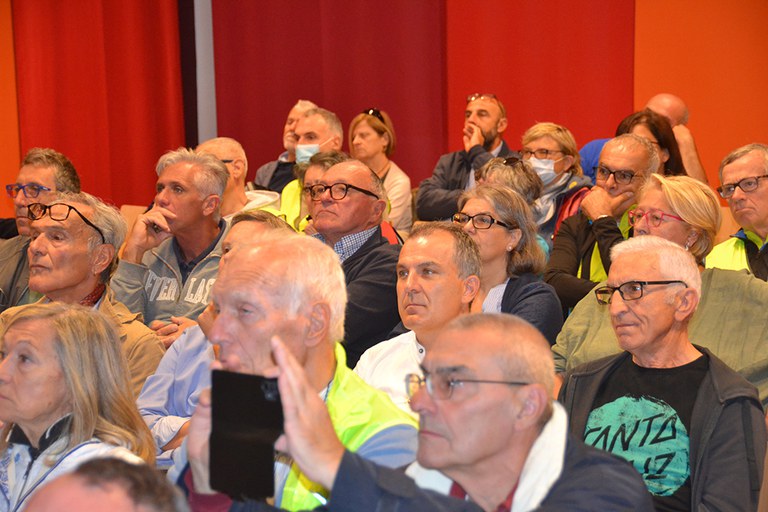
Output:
[247, 232, 347, 342]
[611, 236, 701, 296]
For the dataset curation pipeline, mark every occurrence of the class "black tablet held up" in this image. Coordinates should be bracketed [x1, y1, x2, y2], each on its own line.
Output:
[210, 369, 284, 501]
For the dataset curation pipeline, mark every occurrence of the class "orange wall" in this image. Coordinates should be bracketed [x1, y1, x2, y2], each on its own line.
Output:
[634, 0, 768, 184]
[0, 0, 19, 216]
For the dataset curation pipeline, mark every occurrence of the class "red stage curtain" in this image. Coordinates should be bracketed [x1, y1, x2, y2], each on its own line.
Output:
[211, 0, 447, 185]
[12, 0, 185, 207]
[444, 0, 635, 153]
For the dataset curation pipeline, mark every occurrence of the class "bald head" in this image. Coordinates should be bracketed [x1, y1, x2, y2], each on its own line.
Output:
[443, 314, 554, 398]
[645, 93, 689, 127]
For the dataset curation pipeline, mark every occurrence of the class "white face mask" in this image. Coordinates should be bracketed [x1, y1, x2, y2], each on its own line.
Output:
[295, 137, 333, 163]
[528, 156, 562, 186]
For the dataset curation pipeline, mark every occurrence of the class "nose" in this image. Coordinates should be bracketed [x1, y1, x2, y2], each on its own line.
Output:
[460, 217, 476, 234]
[0, 355, 11, 382]
[408, 383, 434, 414]
[13, 189, 28, 209]
[28, 233, 47, 256]
[208, 311, 231, 350]
[634, 212, 651, 234]
[730, 184, 747, 202]
[155, 187, 170, 207]
[608, 289, 628, 316]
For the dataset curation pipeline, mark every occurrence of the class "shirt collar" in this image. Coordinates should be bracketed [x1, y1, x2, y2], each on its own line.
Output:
[312, 225, 378, 262]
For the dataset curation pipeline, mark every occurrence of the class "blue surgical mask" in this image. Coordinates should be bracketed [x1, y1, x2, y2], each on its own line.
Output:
[295, 144, 320, 164]
[528, 156, 561, 186]
[295, 137, 333, 164]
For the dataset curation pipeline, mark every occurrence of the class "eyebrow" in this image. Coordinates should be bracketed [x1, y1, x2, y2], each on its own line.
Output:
[420, 364, 470, 376]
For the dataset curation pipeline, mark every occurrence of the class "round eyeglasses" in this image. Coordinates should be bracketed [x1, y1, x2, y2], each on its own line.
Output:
[594, 280, 687, 305]
[717, 174, 768, 199]
[405, 373, 529, 401]
[303, 183, 379, 201]
[628, 208, 684, 227]
[452, 212, 513, 230]
[594, 165, 637, 185]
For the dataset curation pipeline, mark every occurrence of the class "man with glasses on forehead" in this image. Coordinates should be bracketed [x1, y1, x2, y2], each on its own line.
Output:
[416, 93, 517, 222]
[0, 148, 80, 312]
[3, 192, 164, 397]
[545, 134, 659, 311]
[303, 158, 401, 367]
[252, 313, 650, 511]
[707, 143, 768, 280]
[560, 236, 765, 511]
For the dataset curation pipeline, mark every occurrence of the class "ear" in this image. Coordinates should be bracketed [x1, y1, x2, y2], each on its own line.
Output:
[496, 116, 508, 134]
[460, 275, 481, 305]
[673, 288, 699, 321]
[506, 228, 522, 252]
[513, 384, 549, 431]
[381, 132, 390, 152]
[371, 199, 387, 221]
[230, 159, 246, 182]
[561, 154, 575, 170]
[202, 194, 220, 217]
[330, 136, 342, 151]
[685, 229, 700, 251]
[304, 302, 331, 348]
[90, 243, 115, 277]
[660, 147, 670, 164]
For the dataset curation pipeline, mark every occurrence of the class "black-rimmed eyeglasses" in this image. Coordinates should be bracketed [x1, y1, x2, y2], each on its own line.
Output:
[27, 203, 106, 244]
[6, 183, 51, 199]
[594, 280, 687, 305]
[594, 165, 637, 185]
[303, 183, 379, 201]
[717, 174, 768, 199]
[452, 212, 513, 230]
[405, 372, 529, 401]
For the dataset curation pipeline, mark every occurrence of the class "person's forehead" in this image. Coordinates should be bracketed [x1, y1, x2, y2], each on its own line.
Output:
[466, 98, 501, 116]
[225, 221, 272, 244]
[722, 151, 767, 181]
[608, 252, 660, 282]
[296, 115, 330, 136]
[17, 164, 57, 188]
[287, 105, 309, 121]
[196, 140, 228, 158]
[425, 329, 497, 374]
[323, 164, 371, 187]
[600, 144, 647, 171]
[33, 203, 92, 236]
[524, 135, 560, 150]
[158, 162, 199, 184]
[400, 232, 459, 269]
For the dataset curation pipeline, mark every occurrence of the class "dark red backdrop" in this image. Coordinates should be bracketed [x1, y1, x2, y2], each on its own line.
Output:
[12, 0, 634, 207]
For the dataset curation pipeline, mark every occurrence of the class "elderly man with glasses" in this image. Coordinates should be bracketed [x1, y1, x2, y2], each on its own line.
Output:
[2, 192, 164, 397]
[544, 134, 659, 312]
[707, 143, 768, 280]
[416, 93, 518, 222]
[302, 158, 401, 367]
[241, 313, 651, 512]
[0, 148, 81, 312]
[560, 236, 765, 511]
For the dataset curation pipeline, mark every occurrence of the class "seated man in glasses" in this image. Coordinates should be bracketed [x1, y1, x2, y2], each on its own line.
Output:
[226, 313, 652, 511]
[0, 148, 81, 312]
[303, 158, 401, 366]
[416, 93, 517, 222]
[544, 134, 659, 312]
[560, 236, 766, 511]
[707, 143, 768, 280]
[4, 192, 164, 397]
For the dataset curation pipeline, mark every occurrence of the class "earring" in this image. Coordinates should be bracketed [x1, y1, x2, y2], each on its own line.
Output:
[506, 245, 513, 252]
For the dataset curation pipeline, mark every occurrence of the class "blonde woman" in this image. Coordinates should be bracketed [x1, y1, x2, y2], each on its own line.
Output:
[0, 303, 154, 510]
